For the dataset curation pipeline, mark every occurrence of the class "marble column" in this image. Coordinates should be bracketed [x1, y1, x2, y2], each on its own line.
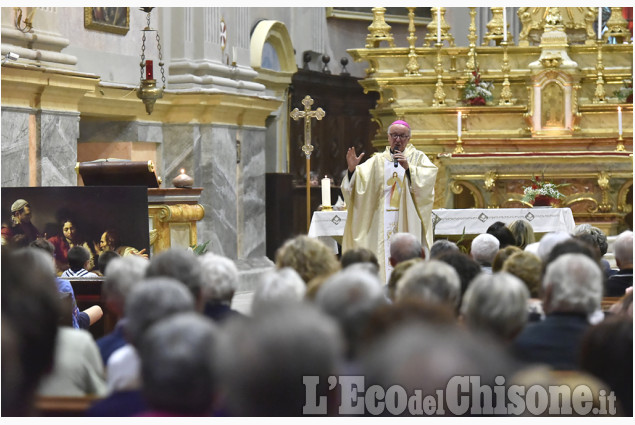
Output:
[39, 110, 79, 186]
[1, 107, 31, 187]
[1, 107, 79, 187]
[194, 124, 238, 259]
[239, 127, 267, 258]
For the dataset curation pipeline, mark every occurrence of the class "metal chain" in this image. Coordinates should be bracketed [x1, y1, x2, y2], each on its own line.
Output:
[140, 30, 146, 80]
[156, 31, 166, 88]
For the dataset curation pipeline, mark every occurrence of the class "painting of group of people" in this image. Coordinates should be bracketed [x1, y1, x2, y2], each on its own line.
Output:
[1, 186, 149, 276]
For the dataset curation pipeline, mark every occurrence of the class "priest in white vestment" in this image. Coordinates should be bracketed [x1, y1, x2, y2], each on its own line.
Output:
[341, 120, 438, 283]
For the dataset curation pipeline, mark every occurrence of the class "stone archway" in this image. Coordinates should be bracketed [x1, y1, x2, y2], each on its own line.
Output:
[250, 20, 297, 174]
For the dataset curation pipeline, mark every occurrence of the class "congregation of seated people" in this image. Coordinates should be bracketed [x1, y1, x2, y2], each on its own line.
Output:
[1, 223, 632, 417]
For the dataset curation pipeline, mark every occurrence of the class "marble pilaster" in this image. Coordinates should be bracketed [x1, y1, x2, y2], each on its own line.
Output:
[39, 110, 80, 186]
[240, 127, 267, 258]
[195, 124, 238, 259]
[1, 107, 31, 187]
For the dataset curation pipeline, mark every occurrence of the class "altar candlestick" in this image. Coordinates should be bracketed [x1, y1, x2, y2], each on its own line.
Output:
[321, 176, 331, 207]
[618, 106, 622, 136]
[232, 47, 237, 64]
[598, 8, 602, 39]
[457, 111, 462, 138]
[437, 8, 441, 43]
[502, 8, 507, 42]
[145, 60, 153, 80]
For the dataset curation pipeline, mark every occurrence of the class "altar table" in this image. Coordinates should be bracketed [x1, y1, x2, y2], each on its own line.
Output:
[308, 208, 576, 253]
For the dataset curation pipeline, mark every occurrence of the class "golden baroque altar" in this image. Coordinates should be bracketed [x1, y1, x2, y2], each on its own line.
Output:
[348, 7, 633, 235]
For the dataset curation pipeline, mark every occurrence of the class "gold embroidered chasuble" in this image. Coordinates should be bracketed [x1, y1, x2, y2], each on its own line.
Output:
[341, 144, 438, 283]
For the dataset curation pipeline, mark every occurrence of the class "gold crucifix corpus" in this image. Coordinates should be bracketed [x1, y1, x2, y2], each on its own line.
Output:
[290, 95, 326, 232]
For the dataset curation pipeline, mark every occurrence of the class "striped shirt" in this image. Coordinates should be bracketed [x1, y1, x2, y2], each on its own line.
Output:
[61, 268, 99, 278]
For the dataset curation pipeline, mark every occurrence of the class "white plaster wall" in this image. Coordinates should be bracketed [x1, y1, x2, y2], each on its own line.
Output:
[56, 7, 159, 85]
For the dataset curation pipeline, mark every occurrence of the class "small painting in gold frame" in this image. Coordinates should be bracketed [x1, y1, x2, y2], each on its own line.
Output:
[84, 7, 129, 35]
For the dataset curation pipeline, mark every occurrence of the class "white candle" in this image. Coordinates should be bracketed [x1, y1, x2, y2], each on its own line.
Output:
[457, 111, 462, 138]
[598, 8, 602, 39]
[233, 47, 237, 63]
[437, 8, 441, 44]
[321, 176, 331, 207]
[502, 8, 507, 42]
[618, 106, 622, 136]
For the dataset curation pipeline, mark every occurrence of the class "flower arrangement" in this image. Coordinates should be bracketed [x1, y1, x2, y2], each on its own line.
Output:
[521, 175, 569, 207]
[463, 67, 494, 106]
[613, 79, 633, 103]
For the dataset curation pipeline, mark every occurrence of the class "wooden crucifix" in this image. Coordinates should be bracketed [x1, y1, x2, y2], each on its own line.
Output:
[290, 95, 326, 232]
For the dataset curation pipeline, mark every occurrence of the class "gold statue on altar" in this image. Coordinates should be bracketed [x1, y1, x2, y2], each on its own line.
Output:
[518, 7, 599, 46]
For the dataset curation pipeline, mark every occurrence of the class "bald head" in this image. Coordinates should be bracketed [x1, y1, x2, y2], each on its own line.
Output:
[389, 233, 424, 266]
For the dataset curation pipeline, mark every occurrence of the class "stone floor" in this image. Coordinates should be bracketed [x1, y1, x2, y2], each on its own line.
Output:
[231, 291, 254, 316]
[230, 255, 274, 316]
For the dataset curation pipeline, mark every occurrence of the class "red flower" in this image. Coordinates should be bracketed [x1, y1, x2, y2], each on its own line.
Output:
[533, 194, 556, 206]
[467, 97, 486, 106]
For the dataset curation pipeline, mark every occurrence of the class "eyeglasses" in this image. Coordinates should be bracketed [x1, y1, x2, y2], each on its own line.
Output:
[390, 133, 409, 140]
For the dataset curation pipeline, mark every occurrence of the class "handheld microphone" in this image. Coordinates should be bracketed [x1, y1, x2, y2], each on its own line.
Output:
[393, 150, 399, 168]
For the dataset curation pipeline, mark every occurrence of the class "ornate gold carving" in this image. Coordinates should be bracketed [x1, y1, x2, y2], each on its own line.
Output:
[450, 180, 484, 208]
[541, 82, 564, 128]
[483, 7, 512, 46]
[432, 44, 446, 107]
[484, 171, 498, 192]
[465, 7, 478, 76]
[517, 7, 598, 46]
[597, 171, 613, 212]
[405, 7, 420, 76]
[617, 180, 633, 213]
[450, 180, 464, 195]
[502, 195, 533, 209]
[424, 7, 454, 47]
[604, 7, 630, 44]
[156, 205, 171, 222]
[366, 7, 395, 48]
[499, 43, 514, 105]
[154, 204, 205, 223]
[593, 40, 606, 104]
[564, 196, 600, 213]
[149, 228, 159, 246]
[147, 160, 155, 173]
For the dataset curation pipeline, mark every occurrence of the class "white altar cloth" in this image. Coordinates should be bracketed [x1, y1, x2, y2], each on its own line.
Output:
[308, 208, 576, 253]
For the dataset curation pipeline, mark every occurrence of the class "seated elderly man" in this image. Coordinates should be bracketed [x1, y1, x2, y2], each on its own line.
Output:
[395, 259, 461, 314]
[389, 232, 425, 267]
[469, 233, 500, 274]
[512, 253, 603, 370]
[460, 272, 530, 343]
[429, 239, 460, 259]
[606, 230, 633, 297]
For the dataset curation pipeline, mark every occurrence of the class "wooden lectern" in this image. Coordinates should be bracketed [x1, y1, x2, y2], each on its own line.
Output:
[76, 159, 162, 187]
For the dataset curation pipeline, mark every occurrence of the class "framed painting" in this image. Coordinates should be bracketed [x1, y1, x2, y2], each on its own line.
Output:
[84, 7, 130, 35]
[2, 186, 150, 260]
[326, 7, 431, 25]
